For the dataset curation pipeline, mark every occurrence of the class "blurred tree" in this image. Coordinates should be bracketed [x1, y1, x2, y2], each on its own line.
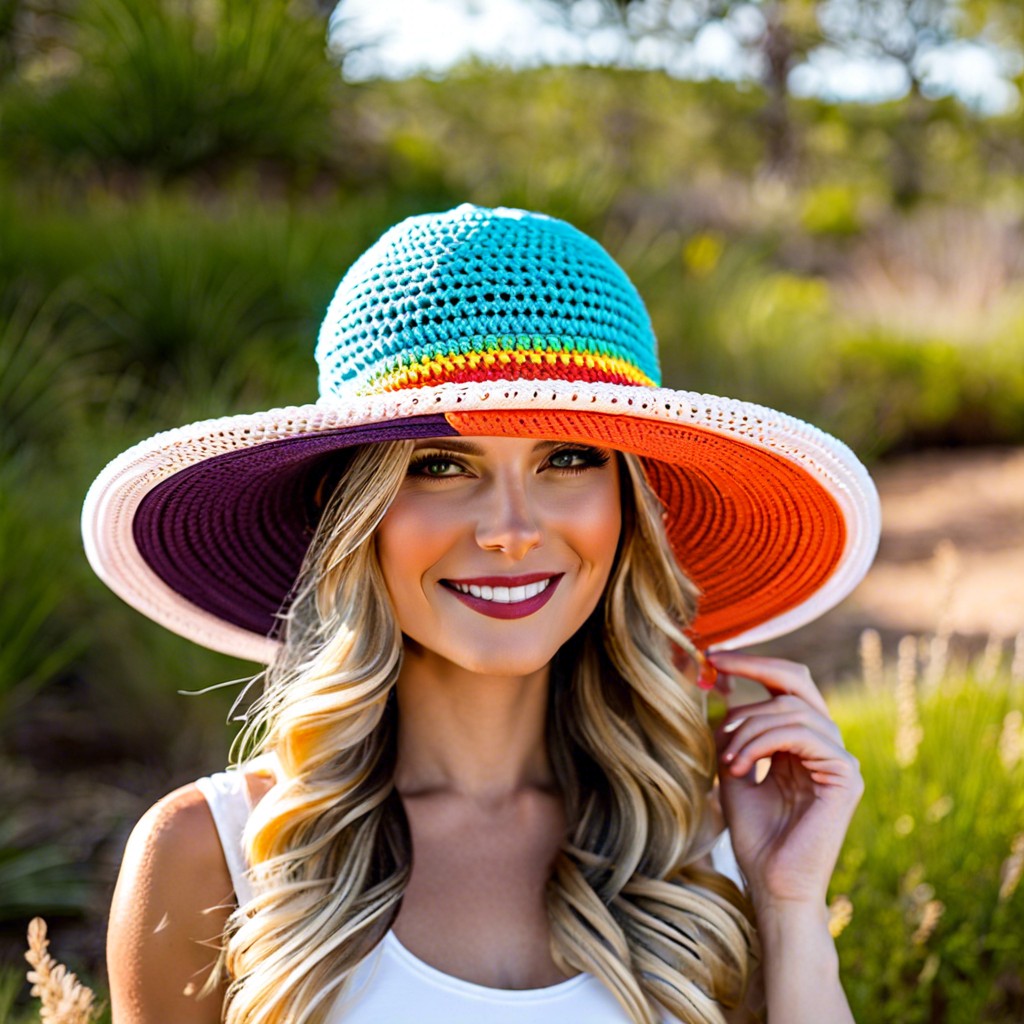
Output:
[537, 0, 1019, 195]
[819, 0, 986, 94]
[539, 0, 823, 176]
[817, 0, 987, 204]
[971, 0, 1024, 43]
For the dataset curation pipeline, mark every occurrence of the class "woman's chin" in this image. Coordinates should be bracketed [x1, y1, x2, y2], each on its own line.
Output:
[403, 637, 559, 680]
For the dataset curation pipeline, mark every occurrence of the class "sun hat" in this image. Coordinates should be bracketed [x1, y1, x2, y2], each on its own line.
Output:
[81, 203, 880, 664]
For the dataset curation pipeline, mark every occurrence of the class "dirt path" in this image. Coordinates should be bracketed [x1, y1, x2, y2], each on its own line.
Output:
[752, 446, 1024, 685]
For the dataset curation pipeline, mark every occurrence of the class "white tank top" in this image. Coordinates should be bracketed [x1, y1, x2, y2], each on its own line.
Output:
[193, 761, 745, 1023]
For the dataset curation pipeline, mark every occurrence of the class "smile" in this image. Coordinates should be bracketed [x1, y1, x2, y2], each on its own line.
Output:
[451, 578, 552, 603]
[441, 573, 564, 620]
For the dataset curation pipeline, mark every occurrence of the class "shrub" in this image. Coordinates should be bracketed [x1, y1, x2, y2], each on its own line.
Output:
[2, 0, 341, 180]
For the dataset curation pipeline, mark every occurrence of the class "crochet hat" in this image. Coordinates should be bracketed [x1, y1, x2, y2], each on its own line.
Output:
[82, 203, 880, 663]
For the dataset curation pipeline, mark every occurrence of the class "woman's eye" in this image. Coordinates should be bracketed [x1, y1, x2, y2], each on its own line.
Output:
[408, 455, 464, 478]
[549, 450, 585, 469]
[548, 447, 610, 471]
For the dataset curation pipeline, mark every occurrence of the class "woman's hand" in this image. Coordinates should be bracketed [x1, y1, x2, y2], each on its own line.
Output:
[708, 651, 864, 916]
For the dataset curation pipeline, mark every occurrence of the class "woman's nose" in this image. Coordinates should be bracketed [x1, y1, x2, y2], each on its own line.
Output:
[474, 478, 543, 559]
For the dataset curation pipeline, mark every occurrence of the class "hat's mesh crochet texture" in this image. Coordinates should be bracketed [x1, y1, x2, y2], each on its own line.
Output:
[315, 204, 662, 398]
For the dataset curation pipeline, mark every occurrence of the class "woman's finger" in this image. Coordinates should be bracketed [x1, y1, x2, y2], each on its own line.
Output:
[719, 703, 844, 753]
[798, 755, 864, 786]
[721, 722, 855, 779]
[719, 693, 844, 740]
[707, 651, 831, 719]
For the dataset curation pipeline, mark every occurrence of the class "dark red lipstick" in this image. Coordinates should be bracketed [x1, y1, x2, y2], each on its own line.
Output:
[440, 573, 563, 620]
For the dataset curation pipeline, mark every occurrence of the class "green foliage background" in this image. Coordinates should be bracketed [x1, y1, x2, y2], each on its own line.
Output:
[1, 0, 1023, 1019]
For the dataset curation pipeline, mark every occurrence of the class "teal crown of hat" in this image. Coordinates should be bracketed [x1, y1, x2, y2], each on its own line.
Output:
[314, 204, 663, 398]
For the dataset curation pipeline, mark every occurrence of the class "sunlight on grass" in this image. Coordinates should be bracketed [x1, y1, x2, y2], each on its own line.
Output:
[828, 634, 1024, 1023]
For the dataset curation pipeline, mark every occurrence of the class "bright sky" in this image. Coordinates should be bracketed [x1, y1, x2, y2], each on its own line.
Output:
[331, 0, 1020, 114]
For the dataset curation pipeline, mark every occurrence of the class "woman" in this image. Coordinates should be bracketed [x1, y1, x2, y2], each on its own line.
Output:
[84, 204, 879, 1023]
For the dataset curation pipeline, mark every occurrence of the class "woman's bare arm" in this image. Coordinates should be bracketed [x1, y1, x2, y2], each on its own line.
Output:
[755, 901, 849, 1023]
[710, 652, 862, 1023]
[107, 784, 235, 1024]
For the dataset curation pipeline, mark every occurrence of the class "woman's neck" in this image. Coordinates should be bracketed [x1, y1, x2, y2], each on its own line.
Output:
[392, 643, 557, 807]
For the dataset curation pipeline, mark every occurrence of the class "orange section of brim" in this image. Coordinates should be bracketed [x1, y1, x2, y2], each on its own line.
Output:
[445, 409, 846, 647]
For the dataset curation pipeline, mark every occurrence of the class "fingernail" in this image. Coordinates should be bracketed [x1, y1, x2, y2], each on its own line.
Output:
[722, 716, 746, 734]
[696, 659, 718, 691]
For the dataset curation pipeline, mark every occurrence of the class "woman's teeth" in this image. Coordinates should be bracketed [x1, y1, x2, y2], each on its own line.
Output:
[451, 578, 553, 603]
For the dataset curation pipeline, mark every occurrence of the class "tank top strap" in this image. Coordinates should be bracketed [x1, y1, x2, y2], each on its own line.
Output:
[193, 752, 278, 906]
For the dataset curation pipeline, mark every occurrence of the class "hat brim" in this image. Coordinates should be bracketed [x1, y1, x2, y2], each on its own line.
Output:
[82, 380, 880, 662]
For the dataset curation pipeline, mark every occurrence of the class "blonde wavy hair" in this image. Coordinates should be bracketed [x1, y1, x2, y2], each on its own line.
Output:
[216, 440, 760, 1024]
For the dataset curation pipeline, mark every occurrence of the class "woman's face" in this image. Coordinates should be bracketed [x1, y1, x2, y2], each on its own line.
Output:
[375, 435, 622, 677]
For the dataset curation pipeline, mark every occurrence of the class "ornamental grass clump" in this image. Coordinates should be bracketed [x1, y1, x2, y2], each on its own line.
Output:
[827, 633, 1024, 1023]
[894, 635, 924, 768]
[24, 918, 99, 1024]
[999, 834, 1024, 905]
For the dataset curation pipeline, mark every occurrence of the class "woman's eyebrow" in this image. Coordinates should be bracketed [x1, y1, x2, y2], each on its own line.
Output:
[411, 439, 484, 454]
[411, 439, 597, 455]
[533, 441, 611, 454]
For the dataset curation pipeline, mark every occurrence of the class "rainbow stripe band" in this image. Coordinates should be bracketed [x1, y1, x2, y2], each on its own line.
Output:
[362, 339, 656, 394]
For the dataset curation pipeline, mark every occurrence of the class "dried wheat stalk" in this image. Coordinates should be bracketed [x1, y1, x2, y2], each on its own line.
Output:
[24, 917, 98, 1024]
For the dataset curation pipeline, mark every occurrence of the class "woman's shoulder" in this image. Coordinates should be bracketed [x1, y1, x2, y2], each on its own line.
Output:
[119, 781, 233, 900]
[128, 779, 208, 845]
[117, 752, 278, 905]
[114, 752, 281, 907]
[107, 783, 235, 1023]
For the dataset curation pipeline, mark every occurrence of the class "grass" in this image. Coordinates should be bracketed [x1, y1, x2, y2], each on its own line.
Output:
[23, 918, 101, 1023]
[827, 637, 1024, 1023]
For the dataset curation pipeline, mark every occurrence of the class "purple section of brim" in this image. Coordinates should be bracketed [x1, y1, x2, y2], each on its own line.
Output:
[133, 415, 457, 640]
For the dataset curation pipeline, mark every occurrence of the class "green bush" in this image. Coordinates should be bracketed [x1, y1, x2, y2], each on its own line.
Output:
[0, 461, 88, 719]
[0, 815, 91, 925]
[0, 189, 409, 420]
[357, 66, 768, 217]
[2, 0, 341, 179]
[800, 182, 862, 237]
[824, 330, 1024, 456]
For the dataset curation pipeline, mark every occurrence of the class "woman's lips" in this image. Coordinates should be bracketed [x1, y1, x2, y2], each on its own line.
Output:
[440, 574, 563, 620]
